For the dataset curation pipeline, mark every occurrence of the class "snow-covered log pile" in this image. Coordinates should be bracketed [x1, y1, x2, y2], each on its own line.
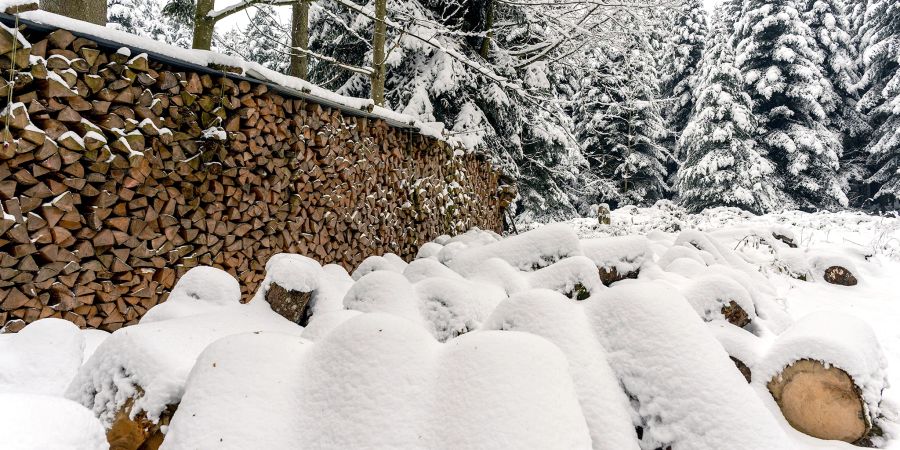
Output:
[0, 21, 507, 332]
[3, 210, 896, 449]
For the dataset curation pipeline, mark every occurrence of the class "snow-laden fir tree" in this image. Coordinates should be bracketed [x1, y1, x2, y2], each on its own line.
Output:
[676, 9, 782, 213]
[800, 0, 871, 204]
[658, 0, 708, 160]
[109, 0, 191, 47]
[217, 5, 290, 73]
[573, 31, 669, 208]
[734, 0, 848, 210]
[855, 0, 900, 206]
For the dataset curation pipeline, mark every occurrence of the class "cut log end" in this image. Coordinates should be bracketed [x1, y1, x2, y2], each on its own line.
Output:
[265, 282, 313, 325]
[106, 393, 176, 450]
[598, 267, 638, 286]
[767, 359, 871, 443]
[824, 266, 858, 286]
[721, 300, 751, 328]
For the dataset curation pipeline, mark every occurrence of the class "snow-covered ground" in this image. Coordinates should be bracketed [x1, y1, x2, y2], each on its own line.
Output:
[2, 204, 900, 449]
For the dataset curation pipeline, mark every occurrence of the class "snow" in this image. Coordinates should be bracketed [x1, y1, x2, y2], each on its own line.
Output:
[6, 205, 900, 449]
[483, 290, 639, 449]
[65, 268, 301, 427]
[0, 393, 107, 450]
[446, 223, 582, 275]
[165, 313, 590, 449]
[0, 319, 85, 396]
[587, 283, 791, 450]
[140, 266, 242, 323]
[580, 235, 651, 275]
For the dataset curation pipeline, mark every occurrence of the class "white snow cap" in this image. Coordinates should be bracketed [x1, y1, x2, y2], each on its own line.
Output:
[0, 393, 108, 450]
[163, 313, 591, 449]
[141, 266, 242, 323]
[0, 318, 85, 396]
[447, 223, 582, 275]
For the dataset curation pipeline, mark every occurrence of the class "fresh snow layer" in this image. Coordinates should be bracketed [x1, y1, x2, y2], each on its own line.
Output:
[65, 268, 302, 427]
[164, 314, 591, 449]
[0, 319, 86, 396]
[0, 393, 108, 450]
[588, 283, 791, 450]
[6, 204, 900, 449]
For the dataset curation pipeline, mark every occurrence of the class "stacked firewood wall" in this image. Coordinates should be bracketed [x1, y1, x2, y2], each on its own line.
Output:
[0, 23, 506, 331]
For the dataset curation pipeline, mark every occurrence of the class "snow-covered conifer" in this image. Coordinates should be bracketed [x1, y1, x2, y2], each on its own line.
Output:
[735, 0, 848, 210]
[677, 11, 782, 213]
[573, 30, 669, 208]
[855, 0, 900, 206]
[658, 0, 708, 159]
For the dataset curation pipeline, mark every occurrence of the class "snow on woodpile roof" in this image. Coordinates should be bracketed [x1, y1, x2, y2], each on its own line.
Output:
[0, 4, 464, 146]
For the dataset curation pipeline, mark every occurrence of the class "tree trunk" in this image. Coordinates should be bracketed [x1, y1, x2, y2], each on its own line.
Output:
[290, 0, 311, 80]
[192, 0, 216, 50]
[480, 0, 494, 59]
[40, 0, 106, 25]
[370, 0, 387, 106]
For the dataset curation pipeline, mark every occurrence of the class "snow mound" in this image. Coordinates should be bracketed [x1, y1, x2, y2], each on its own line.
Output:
[483, 290, 639, 449]
[526, 255, 604, 299]
[0, 393, 108, 450]
[403, 257, 464, 283]
[414, 276, 505, 342]
[586, 283, 791, 450]
[682, 274, 757, 324]
[580, 235, 651, 275]
[757, 312, 888, 418]
[141, 266, 242, 323]
[66, 284, 301, 427]
[0, 319, 85, 396]
[342, 270, 423, 325]
[163, 313, 591, 449]
[351, 254, 408, 280]
[447, 224, 581, 275]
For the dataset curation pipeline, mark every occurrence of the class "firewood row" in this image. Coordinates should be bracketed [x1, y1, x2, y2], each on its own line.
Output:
[0, 23, 507, 331]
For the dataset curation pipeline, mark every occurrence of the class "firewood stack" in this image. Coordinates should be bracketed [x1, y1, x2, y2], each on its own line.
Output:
[0, 23, 506, 332]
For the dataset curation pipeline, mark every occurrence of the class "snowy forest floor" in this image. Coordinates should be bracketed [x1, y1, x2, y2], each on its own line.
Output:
[551, 204, 900, 449]
[3, 204, 900, 449]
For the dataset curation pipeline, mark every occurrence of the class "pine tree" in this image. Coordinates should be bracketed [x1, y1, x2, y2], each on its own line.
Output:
[658, 0, 708, 160]
[573, 31, 669, 208]
[677, 10, 782, 213]
[801, 0, 871, 205]
[734, 0, 848, 210]
[855, 0, 900, 206]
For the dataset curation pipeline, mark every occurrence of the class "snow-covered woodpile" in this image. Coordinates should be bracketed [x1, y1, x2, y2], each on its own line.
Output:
[0, 21, 506, 332]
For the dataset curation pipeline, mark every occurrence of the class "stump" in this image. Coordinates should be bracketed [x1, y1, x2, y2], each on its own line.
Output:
[767, 359, 869, 443]
[265, 282, 313, 325]
[597, 203, 611, 225]
[824, 266, 858, 286]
